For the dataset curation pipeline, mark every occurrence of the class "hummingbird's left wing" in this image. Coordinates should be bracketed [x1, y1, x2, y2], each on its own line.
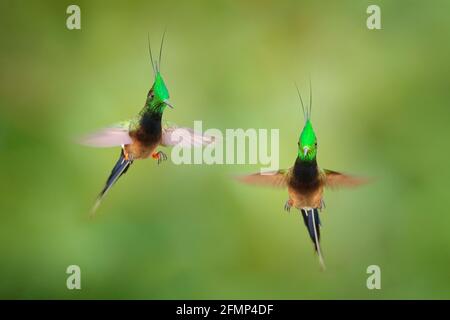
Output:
[161, 125, 215, 147]
[322, 169, 368, 189]
[236, 169, 289, 188]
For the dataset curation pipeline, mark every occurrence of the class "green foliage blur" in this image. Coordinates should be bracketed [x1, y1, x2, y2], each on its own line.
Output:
[1, 0, 450, 299]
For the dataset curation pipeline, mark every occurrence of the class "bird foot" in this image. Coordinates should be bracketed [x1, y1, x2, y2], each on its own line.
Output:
[320, 199, 326, 211]
[284, 200, 292, 213]
[121, 146, 131, 161]
[152, 151, 168, 165]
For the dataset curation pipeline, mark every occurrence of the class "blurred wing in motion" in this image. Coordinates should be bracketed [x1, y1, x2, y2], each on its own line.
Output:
[236, 169, 289, 188]
[161, 126, 215, 147]
[323, 169, 369, 189]
[78, 121, 132, 147]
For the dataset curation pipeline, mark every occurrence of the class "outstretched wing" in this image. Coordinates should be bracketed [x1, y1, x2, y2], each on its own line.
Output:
[236, 169, 289, 188]
[161, 125, 215, 147]
[323, 169, 368, 189]
[78, 121, 132, 148]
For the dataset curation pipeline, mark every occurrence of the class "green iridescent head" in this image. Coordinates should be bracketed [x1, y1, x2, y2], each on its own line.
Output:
[298, 119, 317, 161]
[146, 32, 173, 113]
[146, 72, 172, 112]
[295, 81, 317, 161]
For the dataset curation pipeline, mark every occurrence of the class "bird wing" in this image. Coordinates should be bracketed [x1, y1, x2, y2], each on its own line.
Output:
[236, 169, 289, 188]
[161, 125, 215, 147]
[322, 169, 368, 189]
[77, 120, 133, 147]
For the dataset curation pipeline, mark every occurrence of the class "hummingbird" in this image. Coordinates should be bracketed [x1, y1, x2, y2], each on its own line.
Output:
[79, 34, 214, 214]
[237, 84, 367, 270]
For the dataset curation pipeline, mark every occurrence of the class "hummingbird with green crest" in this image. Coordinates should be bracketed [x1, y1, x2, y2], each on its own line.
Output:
[79, 34, 214, 214]
[237, 83, 367, 269]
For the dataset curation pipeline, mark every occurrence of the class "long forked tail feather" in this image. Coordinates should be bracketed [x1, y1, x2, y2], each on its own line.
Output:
[301, 208, 326, 270]
[91, 150, 133, 215]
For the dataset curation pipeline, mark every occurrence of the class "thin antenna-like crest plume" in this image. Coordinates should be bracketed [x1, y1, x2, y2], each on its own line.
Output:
[295, 78, 313, 121]
[157, 29, 167, 73]
[309, 76, 313, 119]
[147, 33, 156, 75]
[295, 83, 306, 120]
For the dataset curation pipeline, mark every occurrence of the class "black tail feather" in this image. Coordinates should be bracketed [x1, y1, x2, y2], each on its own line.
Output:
[91, 150, 133, 215]
[301, 208, 326, 270]
[301, 209, 321, 249]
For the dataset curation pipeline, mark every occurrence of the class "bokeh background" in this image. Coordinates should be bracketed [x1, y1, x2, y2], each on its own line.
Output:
[1, 0, 450, 299]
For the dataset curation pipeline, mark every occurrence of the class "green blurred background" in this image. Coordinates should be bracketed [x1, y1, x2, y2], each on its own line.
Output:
[1, 0, 450, 299]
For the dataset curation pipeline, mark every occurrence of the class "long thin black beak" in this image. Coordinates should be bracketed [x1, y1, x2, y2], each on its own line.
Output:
[164, 100, 174, 109]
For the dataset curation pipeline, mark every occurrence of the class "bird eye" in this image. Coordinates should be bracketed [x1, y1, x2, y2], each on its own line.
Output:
[315, 142, 318, 147]
[148, 90, 154, 99]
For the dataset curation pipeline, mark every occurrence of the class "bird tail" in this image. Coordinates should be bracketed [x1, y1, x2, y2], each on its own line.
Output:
[91, 149, 133, 216]
[301, 208, 326, 270]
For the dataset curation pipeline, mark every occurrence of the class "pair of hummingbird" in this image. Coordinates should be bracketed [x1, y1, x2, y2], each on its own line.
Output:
[80, 36, 366, 269]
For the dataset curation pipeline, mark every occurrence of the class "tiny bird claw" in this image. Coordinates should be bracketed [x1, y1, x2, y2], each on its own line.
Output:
[320, 199, 326, 211]
[121, 145, 131, 161]
[284, 200, 292, 213]
[153, 151, 168, 165]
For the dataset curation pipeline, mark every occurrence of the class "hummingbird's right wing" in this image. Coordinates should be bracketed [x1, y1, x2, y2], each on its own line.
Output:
[77, 120, 133, 147]
[236, 169, 289, 188]
[161, 125, 215, 147]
